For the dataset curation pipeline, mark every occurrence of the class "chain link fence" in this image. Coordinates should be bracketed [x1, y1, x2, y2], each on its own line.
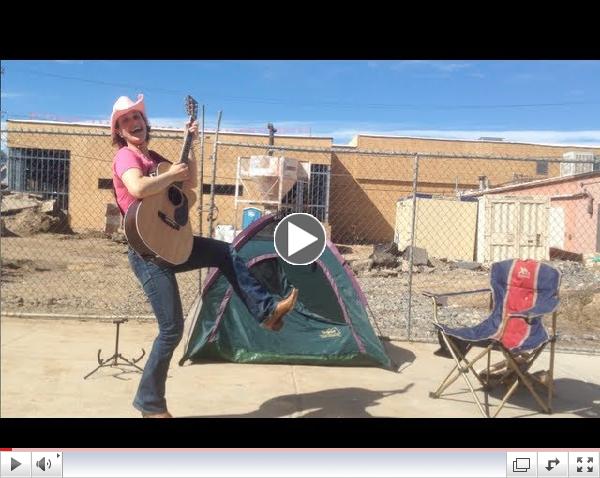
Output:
[2, 126, 599, 353]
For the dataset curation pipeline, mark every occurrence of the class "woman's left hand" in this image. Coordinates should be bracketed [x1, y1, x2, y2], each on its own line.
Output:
[186, 120, 199, 139]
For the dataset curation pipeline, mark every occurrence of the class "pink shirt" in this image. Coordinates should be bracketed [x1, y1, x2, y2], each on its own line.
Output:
[112, 147, 168, 215]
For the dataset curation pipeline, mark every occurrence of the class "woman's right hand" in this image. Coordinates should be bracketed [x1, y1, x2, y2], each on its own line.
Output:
[168, 162, 190, 181]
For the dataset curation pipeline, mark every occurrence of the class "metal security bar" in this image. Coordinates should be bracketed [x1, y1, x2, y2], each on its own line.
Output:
[7, 147, 70, 210]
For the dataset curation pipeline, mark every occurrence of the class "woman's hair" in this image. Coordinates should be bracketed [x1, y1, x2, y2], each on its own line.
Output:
[111, 116, 152, 148]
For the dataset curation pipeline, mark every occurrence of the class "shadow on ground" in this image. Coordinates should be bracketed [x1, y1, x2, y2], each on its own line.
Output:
[489, 378, 600, 418]
[430, 377, 600, 418]
[183, 342, 417, 417]
[187, 384, 414, 418]
[382, 341, 417, 371]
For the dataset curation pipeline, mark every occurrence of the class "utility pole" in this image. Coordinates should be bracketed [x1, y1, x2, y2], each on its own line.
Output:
[0, 66, 4, 118]
[267, 122, 277, 156]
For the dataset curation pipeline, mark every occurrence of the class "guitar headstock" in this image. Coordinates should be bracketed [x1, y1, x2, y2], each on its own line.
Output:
[185, 95, 199, 121]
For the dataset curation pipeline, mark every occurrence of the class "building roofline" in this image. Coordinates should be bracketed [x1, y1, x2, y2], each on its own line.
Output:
[7, 120, 598, 148]
[463, 170, 600, 197]
[353, 133, 600, 149]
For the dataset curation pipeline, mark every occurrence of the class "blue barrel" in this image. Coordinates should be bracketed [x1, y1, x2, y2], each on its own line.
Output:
[242, 207, 262, 229]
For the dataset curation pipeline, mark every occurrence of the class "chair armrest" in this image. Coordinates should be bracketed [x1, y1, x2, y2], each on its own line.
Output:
[423, 288, 490, 299]
[423, 289, 491, 325]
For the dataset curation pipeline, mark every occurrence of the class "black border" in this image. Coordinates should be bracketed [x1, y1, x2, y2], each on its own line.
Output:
[1, 418, 597, 448]
[2, 8, 600, 61]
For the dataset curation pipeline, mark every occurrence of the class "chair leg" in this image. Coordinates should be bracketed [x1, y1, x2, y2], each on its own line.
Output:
[548, 311, 558, 412]
[435, 346, 490, 398]
[457, 368, 489, 418]
[502, 350, 551, 414]
[486, 349, 492, 388]
[493, 378, 520, 418]
[484, 348, 492, 416]
[460, 345, 493, 387]
[547, 338, 556, 413]
[436, 334, 490, 417]
[433, 363, 461, 397]
[432, 335, 468, 397]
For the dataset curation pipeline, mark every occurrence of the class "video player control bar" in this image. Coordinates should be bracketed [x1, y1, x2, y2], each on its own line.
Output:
[1, 450, 598, 477]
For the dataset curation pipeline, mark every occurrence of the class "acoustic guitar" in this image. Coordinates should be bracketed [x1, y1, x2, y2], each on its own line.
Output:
[124, 96, 198, 266]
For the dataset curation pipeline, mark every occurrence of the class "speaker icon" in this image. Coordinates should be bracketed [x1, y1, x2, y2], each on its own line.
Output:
[35, 457, 51, 471]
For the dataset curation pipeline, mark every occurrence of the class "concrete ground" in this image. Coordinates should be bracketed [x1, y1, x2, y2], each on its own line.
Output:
[1, 316, 599, 418]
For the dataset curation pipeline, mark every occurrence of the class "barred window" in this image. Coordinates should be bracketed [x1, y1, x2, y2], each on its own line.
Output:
[282, 163, 330, 222]
[536, 160, 548, 175]
[7, 147, 71, 210]
[98, 178, 113, 189]
[202, 184, 242, 196]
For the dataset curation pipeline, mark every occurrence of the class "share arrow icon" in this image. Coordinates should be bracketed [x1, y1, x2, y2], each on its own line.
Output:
[546, 458, 560, 471]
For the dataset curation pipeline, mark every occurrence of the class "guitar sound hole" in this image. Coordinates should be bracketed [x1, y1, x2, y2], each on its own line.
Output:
[168, 187, 183, 206]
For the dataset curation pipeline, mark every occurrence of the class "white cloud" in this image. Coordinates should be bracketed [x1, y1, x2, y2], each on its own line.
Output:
[124, 116, 600, 147]
[1, 120, 7, 152]
[437, 63, 472, 72]
[51, 60, 85, 65]
[144, 117, 300, 140]
[390, 60, 472, 72]
[1, 92, 24, 99]
[150, 117, 188, 129]
[508, 72, 536, 82]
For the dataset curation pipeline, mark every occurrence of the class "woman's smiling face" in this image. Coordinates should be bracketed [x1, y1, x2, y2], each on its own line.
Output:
[117, 110, 148, 145]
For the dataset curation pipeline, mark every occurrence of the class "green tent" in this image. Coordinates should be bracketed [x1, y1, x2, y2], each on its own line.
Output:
[180, 214, 392, 369]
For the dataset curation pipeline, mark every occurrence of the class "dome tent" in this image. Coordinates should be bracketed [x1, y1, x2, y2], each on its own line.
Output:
[179, 214, 393, 369]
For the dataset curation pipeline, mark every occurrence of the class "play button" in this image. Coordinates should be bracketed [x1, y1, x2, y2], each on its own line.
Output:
[0, 452, 31, 476]
[274, 213, 327, 265]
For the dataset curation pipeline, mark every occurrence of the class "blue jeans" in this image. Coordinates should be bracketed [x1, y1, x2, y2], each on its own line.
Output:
[128, 236, 276, 415]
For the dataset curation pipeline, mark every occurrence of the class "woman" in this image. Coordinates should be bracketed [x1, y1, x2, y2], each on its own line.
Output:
[111, 94, 298, 418]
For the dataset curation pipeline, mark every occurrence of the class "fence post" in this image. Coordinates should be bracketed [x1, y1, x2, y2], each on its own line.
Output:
[406, 153, 420, 341]
[208, 111, 222, 239]
[197, 104, 205, 289]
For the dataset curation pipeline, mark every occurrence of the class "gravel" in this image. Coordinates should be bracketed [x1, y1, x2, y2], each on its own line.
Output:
[356, 258, 600, 352]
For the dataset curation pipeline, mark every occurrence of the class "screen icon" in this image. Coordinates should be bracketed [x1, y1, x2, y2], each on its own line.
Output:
[507, 452, 537, 477]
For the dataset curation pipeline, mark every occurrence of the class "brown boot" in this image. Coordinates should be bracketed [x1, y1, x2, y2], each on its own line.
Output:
[261, 288, 299, 332]
[142, 410, 173, 418]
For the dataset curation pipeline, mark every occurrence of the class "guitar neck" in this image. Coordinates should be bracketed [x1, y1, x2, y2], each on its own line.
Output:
[179, 126, 194, 165]
[174, 116, 195, 189]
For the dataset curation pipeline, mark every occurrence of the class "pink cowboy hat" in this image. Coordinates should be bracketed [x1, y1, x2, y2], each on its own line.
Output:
[110, 94, 147, 135]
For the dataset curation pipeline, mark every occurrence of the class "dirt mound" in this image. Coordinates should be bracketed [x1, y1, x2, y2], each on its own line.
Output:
[1, 192, 73, 236]
[1, 208, 71, 236]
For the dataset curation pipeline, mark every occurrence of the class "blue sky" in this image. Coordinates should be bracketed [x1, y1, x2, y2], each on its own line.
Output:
[1, 60, 600, 146]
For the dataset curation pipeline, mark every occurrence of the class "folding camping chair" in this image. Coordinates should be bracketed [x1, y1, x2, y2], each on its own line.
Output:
[424, 258, 561, 418]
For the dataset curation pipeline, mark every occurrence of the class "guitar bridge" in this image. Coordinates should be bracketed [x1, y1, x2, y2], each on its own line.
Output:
[158, 211, 181, 230]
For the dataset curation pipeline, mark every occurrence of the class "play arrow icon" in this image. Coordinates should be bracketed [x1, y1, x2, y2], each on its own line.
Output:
[287, 221, 318, 256]
[274, 213, 327, 266]
[11, 458, 21, 471]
